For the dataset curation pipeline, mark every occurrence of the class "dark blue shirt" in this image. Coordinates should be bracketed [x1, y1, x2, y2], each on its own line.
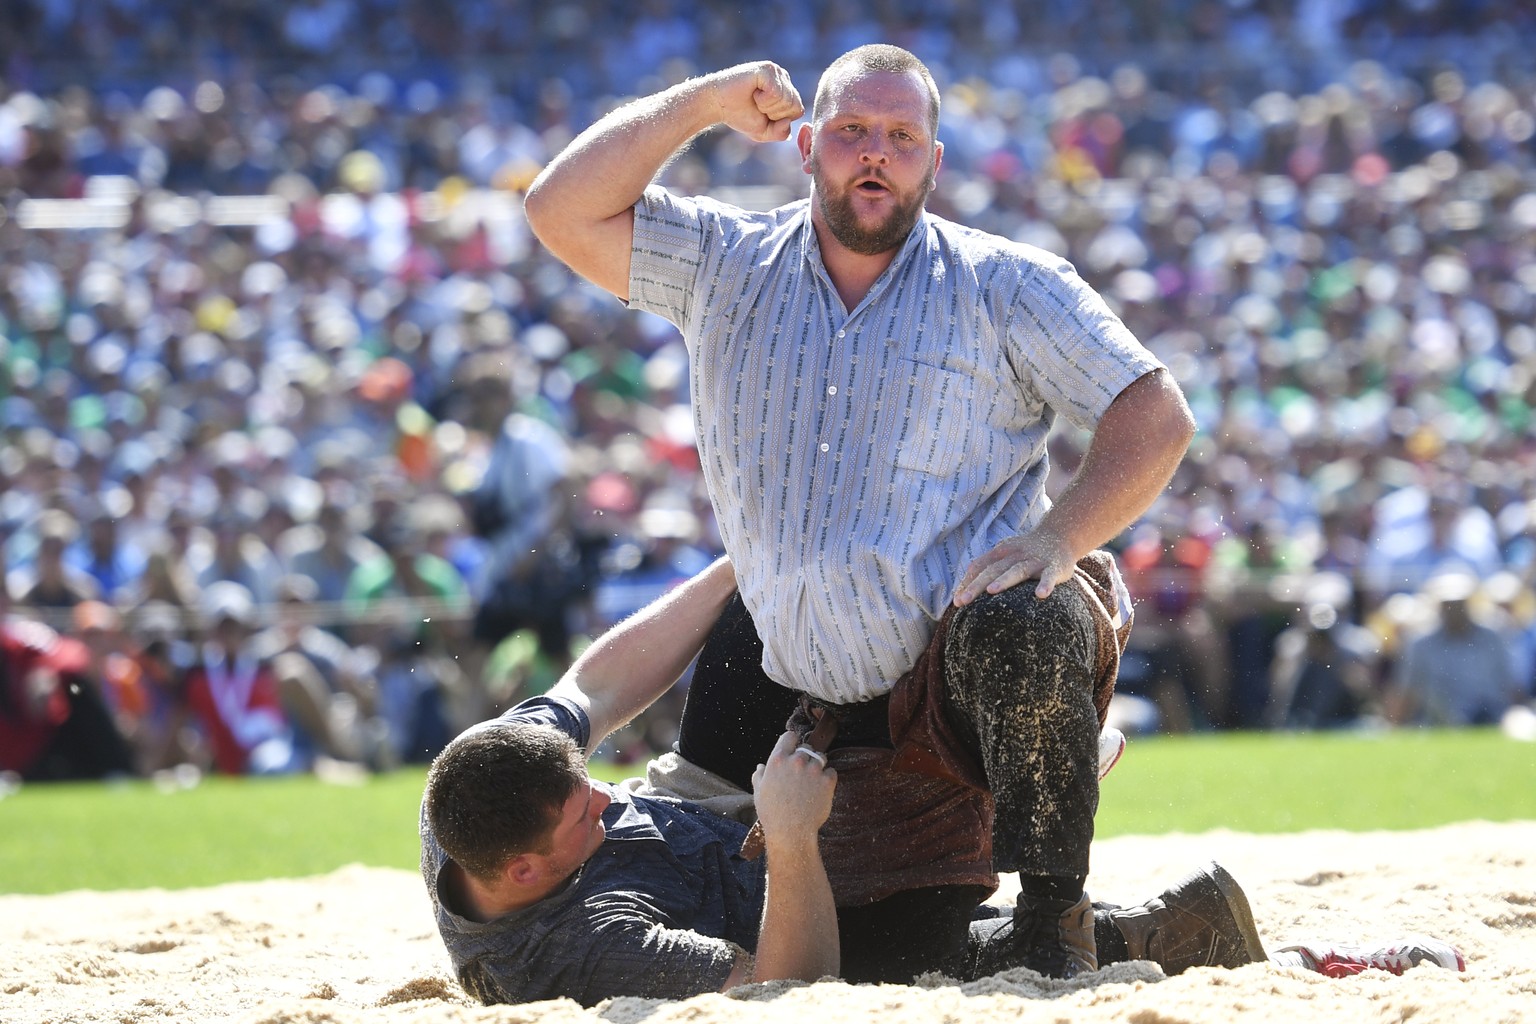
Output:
[420, 696, 767, 1005]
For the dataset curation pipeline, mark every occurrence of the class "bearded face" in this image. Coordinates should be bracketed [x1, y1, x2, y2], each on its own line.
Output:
[810, 149, 935, 256]
[800, 68, 942, 259]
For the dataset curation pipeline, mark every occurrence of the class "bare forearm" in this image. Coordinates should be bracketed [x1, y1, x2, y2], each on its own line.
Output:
[742, 732, 840, 985]
[526, 78, 722, 231]
[955, 368, 1195, 604]
[550, 557, 737, 746]
[750, 836, 839, 984]
[524, 62, 802, 298]
[1041, 368, 1194, 559]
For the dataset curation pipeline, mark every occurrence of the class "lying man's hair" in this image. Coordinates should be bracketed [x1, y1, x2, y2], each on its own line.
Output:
[423, 722, 587, 880]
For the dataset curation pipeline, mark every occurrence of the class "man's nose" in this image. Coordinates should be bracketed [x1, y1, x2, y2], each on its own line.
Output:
[860, 135, 891, 164]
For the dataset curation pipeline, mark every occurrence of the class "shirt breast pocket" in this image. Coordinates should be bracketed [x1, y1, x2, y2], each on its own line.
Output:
[890, 360, 977, 475]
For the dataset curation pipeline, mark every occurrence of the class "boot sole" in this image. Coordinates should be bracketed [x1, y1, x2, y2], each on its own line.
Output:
[1208, 861, 1268, 963]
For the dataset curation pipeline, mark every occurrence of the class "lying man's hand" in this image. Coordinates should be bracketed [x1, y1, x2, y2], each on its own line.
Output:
[752, 729, 836, 840]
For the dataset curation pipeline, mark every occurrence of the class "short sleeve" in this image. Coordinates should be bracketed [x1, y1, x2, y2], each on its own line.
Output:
[495, 695, 592, 751]
[1005, 254, 1164, 432]
[629, 186, 707, 329]
[571, 913, 741, 1004]
[466, 912, 741, 1006]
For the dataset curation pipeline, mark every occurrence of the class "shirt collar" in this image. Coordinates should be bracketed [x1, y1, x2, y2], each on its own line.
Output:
[796, 201, 932, 308]
[597, 783, 665, 842]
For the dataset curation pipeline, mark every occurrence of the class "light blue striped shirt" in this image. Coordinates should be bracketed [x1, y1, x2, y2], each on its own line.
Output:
[630, 187, 1162, 703]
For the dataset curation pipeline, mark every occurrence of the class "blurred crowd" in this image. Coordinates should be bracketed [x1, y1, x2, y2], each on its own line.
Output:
[5, 0, 1536, 784]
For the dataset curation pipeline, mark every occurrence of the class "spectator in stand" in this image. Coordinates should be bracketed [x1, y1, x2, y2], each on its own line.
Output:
[1390, 573, 1523, 727]
[1484, 571, 1536, 701]
[69, 503, 146, 605]
[0, 616, 135, 781]
[1312, 506, 1371, 582]
[1364, 484, 1505, 604]
[119, 602, 204, 776]
[15, 510, 99, 611]
[190, 513, 283, 606]
[1213, 519, 1309, 729]
[182, 581, 300, 775]
[1266, 599, 1382, 731]
[279, 492, 386, 606]
[465, 364, 582, 666]
[250, 574, 387, 770]
[347, 517, 474, 763]
[72, 600, 145, 737]
[125, 542, 203, 616]
[1118, 518, 1226, 731]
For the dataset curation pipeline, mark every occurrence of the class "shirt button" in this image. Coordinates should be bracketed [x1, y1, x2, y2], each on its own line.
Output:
[820, 443, 830, 452]
[836, 330, 846, 338]
[827, 385, 838, 395]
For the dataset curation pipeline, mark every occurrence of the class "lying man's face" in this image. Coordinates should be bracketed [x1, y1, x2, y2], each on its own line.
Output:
[533, 778, 613, 879]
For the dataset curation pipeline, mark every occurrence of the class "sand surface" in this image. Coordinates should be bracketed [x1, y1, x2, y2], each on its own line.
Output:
[4, 821, 1533, 1024]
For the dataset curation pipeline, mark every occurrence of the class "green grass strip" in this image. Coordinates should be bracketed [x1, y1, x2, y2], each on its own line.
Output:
[1096, 727, 1536, 835]
[1, 729, 1531, 895]
[1, 772, 429, 895]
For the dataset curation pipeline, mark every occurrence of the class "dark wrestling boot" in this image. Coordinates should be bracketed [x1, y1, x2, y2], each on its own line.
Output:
[976, 891, 1098, 979]
[1110, 861, 1267, 975]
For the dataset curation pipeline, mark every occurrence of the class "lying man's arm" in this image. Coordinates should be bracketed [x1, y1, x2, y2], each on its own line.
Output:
[723, 729, 839, 988]
[548, 556, 737, 748]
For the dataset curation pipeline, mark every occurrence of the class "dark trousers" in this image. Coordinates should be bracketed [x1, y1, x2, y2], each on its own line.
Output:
[941, 581, 1101, 878]
[834, 891, 1133, 984]
[677, 587, 1103, 981]
[676, 594, 797, 792]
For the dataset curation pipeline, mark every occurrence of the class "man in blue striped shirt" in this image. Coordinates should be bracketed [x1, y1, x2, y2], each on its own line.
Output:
[525, 44, 1196, 981]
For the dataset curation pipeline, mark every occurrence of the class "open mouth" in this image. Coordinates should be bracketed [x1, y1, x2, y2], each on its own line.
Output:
[855, 177, 890, 194]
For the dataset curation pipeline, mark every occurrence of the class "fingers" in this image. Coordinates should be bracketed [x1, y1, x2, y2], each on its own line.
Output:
[759, 116, 796, 142]
[769, 728, 799, 759]
[758, 730, 834, 783]
[770, 730, 832, 771]
[955, 556, 1024, 605]
[793, 744, 828, 768]
[753, 63, 804, 119]
[1033, 557, 1074, 598]
[713, 62, 802, 142]
[753, 90, 803, 124]
[982, 558, 1065, 599]
[953, 553, 1071, 604]
[754, 727, 836, 835]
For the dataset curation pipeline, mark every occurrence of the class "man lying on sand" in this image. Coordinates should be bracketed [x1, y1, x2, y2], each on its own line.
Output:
[419, 558, 1463, 1006]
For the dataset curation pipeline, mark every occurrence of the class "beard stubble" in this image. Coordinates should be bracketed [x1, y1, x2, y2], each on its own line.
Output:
[812, 154, 934, 256]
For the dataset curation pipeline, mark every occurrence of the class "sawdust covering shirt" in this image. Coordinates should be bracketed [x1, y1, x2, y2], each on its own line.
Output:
[629, 188, 1161, 703]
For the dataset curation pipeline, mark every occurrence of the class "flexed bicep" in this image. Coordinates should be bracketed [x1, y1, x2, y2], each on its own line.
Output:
[525, 62, 802, 301]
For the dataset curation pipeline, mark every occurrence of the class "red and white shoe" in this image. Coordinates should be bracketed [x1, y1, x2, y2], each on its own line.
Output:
[1272, 938, 1466, 977]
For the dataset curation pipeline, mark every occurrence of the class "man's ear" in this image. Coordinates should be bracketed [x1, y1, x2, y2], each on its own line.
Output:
[506, 853, 542, 887]
[798, 122, 814, 173]
[930, 141, 944, 191]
